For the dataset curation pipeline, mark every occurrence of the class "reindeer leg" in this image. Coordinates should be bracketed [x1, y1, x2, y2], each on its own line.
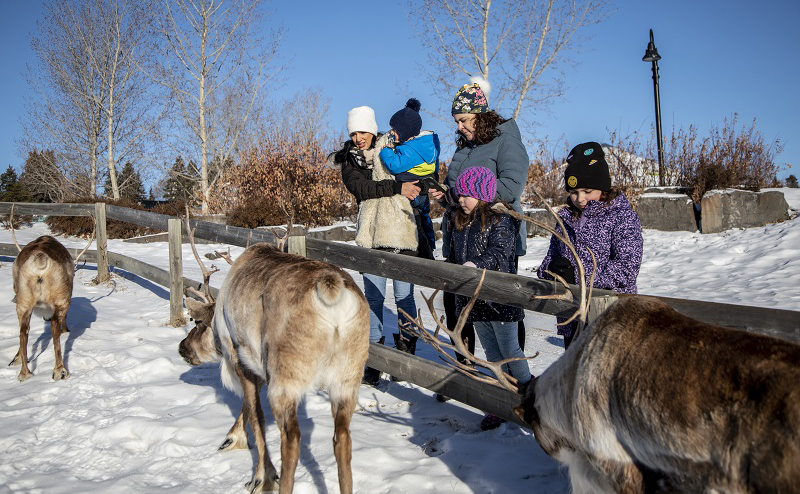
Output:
[12, 307, 33, 381]
[240, 371, 278, 493]
[219, 407, 249, 451]
[50, 304, 70, 380]
[271, 393, 300, 494]
[331, 397, 356, 494]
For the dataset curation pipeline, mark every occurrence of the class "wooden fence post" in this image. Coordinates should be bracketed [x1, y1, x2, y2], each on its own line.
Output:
[94, 203, 109, 283]
[587, 295, 619, 325]
[168, 218, 186, 326]
[287, 235, 306, 257]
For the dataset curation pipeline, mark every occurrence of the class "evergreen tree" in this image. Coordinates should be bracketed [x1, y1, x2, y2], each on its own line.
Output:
[786, 174, 798, 188]
[105, 162, 145, 201]
[162, 156, 197, 203]
[0, 166, 30, 202]
[20, 150, 61, 202]
[148, 187, 155, 201]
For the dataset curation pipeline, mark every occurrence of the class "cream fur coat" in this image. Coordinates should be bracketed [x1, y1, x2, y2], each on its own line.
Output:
[355, 134, 419, 252]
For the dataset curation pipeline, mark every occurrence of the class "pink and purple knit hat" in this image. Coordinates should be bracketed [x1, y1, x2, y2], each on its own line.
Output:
[456, 166, 497, 202]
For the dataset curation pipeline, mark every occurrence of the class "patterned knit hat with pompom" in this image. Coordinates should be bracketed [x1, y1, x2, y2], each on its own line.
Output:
[451, 76, 491, 115]
[456, 166, 497, 202]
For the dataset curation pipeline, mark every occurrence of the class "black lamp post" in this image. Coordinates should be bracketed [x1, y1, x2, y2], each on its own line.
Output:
[642, 29, 665, 186]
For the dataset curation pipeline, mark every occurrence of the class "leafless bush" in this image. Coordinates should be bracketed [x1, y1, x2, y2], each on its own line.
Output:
[213, 129, 353, 228]
[523, 138, 569, 206]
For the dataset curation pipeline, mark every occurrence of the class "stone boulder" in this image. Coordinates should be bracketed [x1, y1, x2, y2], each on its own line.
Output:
[636, 192, 697, 232]
[524, 209, 557, 237]
[700, 189, 791, 233]
[307, 225, 356, 242]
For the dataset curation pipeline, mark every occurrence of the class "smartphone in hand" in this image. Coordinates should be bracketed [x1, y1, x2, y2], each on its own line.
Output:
[419, 176, 447, 194]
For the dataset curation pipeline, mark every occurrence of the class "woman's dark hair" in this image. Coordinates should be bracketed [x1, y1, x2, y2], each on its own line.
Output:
[566, 187, 623, 217]
[328, 133, 381, 165]
[455, 111, 506, 148]
[454, 199, 512, 231]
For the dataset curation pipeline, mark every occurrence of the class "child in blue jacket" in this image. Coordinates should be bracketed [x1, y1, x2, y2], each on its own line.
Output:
[379, 98, 440, 254]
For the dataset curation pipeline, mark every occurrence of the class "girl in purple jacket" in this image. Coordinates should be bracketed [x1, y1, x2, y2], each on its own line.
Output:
[537, 142, 643, 348]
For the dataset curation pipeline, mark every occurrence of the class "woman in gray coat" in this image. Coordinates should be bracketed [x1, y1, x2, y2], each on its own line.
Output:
[429, 80, 531, 389]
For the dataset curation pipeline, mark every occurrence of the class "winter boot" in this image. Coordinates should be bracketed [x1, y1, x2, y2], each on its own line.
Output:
[362, 336, 384, 386]
[393, 332, 417, 355]
[391, 333, 418, 381]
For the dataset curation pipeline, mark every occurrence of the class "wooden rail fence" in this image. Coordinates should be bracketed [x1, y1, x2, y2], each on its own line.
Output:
[2, 202, 799, 426]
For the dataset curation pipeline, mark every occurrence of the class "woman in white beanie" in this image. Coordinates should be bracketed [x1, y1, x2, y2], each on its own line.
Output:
[330, 106, 425, 386]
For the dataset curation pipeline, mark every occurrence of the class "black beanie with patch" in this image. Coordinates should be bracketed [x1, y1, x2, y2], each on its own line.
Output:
[564, 142, 611, 191]
[389, 98, 422, 143]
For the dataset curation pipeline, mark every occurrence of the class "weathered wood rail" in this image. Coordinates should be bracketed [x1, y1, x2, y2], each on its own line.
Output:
[2, 202, 799, 426]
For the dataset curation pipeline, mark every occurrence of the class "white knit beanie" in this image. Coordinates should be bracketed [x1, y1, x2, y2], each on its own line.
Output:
[347, 106, 378, 136]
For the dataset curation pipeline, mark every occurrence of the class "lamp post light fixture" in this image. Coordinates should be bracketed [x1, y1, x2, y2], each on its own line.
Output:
[643, 29, 665, 186]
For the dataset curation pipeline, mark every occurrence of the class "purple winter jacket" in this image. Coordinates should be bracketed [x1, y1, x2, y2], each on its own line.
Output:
[537, 193, 643, 295]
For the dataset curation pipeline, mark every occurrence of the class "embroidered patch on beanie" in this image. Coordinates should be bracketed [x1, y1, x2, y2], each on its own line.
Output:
[456, 166, 497, 202]
[564, 142, 611, 191]
[389, 98, 422, 143]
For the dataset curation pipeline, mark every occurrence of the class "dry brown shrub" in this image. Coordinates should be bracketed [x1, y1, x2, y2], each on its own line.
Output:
[45, 198, 159, 239]
[215, 132, 353, 228]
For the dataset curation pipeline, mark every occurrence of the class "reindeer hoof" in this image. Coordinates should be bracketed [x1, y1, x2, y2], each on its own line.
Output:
[246, 473, 278, 493]
[18, 371, 32, 381]
[52, 367, 70, 380]
[218, 437, 249, 452]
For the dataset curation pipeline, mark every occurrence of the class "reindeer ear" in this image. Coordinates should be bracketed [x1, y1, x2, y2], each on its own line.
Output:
[184, 297, 204, 312]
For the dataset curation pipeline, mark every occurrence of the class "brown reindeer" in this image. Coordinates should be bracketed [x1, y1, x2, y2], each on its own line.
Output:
[404, 200, 800, 493]
[178, 217, 370, 493]
[515, 295, 800, 494]
[8, 205, 94, 381]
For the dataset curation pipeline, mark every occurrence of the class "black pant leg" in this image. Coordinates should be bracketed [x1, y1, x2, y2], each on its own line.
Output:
[443, 290, 475, 363]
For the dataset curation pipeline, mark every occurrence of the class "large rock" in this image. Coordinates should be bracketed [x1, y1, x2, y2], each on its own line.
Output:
[636, 192, 697, 232]
[700, 189, 791, 233]
[524, 208, 557, 237]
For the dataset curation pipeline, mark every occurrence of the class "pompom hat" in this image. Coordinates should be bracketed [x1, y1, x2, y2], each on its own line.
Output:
[347, 106, 378, 136]
[389, 98, 423, 143]
[564, 142, 611, 192]
[451, 76, 490, 115]
[456, 166, 497, 203]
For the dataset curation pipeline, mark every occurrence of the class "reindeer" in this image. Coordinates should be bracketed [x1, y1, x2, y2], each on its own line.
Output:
[404, 200, 800, 493]
[8, 205, 94, 381]
[178, 215, 370, 494]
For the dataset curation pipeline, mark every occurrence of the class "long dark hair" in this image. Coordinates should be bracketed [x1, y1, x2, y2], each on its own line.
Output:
[454, 199, 512, 231]
[566, 187, 623, 217]
[455, 111, 506, 148]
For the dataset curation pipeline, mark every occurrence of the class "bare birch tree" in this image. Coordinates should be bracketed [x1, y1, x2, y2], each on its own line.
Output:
[21, 0, 106, 198]
[411, 0, 609, 125]
[83, 0, 166, 200]
[152, 0, 283, 214]
[21, 0, 163, 199]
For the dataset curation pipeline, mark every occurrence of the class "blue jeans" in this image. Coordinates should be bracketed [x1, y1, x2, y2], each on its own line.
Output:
[362, 273, 416, 343]
[473, 320, 531, 383]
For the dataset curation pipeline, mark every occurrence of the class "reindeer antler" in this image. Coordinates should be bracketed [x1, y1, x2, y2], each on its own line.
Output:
[184, 204, 219, 302]
[73, 216, 96, 270]
[398, 270, 538, 395]
[9, 204, 21, 253]
[491, 194, 597, 336]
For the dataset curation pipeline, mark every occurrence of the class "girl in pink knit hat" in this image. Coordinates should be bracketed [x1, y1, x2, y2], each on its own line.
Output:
[446, 166, 530, 430]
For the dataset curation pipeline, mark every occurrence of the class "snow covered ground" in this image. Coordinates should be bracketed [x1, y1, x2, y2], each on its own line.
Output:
[0, 188, 797, 493]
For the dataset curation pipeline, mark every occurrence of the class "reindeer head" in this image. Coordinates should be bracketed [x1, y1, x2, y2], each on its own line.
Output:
[178, 207, 227, 366]
[179, 288, 220, 366]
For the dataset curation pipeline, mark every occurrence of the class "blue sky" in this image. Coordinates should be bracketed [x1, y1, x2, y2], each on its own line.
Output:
[1, 0, 797, 182]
